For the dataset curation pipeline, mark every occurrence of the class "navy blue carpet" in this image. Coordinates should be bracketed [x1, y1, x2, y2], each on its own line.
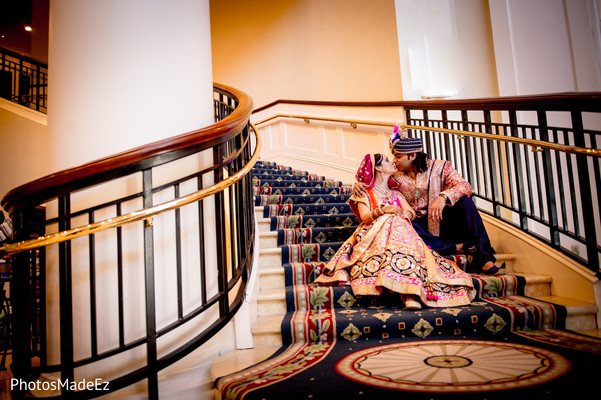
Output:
[215, 161, 599, 400]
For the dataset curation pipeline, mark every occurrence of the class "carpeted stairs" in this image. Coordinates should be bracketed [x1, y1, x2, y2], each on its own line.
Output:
[252, 160, 566, 343]
[214, 161, 601, 400]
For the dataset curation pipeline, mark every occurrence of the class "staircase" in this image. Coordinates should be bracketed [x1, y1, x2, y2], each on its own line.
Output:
[211, 160, 599, 396]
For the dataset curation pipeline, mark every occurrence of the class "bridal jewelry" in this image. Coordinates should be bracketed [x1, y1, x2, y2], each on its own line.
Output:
[373, 183, 391, 196]
[410, 173, 421, 198]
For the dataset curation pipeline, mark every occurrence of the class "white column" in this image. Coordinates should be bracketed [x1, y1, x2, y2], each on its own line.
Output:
[488, 0, 601, 96]
[48, 0, 214, 171]
[394, 0, 499, 100]
[42, 0, 217, 388]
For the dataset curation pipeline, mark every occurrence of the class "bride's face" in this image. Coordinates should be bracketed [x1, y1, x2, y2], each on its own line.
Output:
[377, 156, 397, 175]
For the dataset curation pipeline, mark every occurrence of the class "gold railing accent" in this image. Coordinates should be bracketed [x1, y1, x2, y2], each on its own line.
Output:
[0, 123, 261, 257]
[254, 114, 601, 157]
[255, 114, 393, 130]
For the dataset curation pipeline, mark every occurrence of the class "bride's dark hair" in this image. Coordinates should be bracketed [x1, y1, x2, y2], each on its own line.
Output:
[374, 153, 384, 167]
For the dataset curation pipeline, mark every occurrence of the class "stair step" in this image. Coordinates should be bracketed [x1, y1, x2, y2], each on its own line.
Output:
[255, 206, 264, 221]
[251, 295, 598, 349]
[258, 267, 556, 318]
[517, 273, 552, 297]
[537, 295, 598, 332]
[257, 288, 287, 315]
[258, 218, 271, 233]
[259, 266, 285, 290]
[259, 231, 278, 248]
[251, 314, 285, 348]
[258, 247, 282, 268]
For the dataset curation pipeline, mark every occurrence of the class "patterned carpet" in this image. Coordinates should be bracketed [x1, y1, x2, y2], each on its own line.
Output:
[217, 330, 601, 399]
[215, 161, 599, 399]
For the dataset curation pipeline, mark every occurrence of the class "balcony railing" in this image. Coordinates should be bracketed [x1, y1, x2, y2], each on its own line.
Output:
[0, 83, 259, 399]
[0, 46, 48, 113]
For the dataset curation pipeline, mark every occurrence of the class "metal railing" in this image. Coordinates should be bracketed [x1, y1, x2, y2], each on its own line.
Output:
[0, 46, 48, 113]
[254, 114, 601, 157]
[1, 83, 259, 399]
[402, 94, 600, 274]
[254, 93, 601, 274]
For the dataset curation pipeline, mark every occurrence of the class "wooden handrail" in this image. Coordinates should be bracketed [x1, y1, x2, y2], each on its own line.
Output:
[0, 123, 261, 256]
[1, 82, 253, 213]
[253, 92, 601, 113]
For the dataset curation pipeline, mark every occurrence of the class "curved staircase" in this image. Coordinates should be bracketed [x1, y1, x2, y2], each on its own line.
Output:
[211, 160, 599, 399]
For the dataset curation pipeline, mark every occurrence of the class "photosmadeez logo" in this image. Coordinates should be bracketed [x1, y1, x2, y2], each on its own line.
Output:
[11, 378, 110, 392]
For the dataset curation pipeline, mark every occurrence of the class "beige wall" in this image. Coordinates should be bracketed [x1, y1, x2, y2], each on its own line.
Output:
[210, 0, 403, 108]
[252, 103, 405, 183]
[0, 101, 49, 202]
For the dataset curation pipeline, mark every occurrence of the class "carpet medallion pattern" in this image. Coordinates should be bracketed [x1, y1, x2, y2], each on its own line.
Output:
[217, 332, 601, 400]
[335, 339, 569, 392]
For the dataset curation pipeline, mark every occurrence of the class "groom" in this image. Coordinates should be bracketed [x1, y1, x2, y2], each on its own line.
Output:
[354, 127, 499, 274]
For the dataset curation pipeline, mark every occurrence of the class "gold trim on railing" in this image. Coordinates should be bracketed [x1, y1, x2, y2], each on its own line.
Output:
[403, 124, 601, 156]
[255, 114, 394, 130]
[254, 114, 601, 157]
[0, 124, 261, 257]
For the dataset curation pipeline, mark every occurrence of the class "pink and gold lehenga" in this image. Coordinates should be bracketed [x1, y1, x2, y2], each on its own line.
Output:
[314, 189, 476, 308]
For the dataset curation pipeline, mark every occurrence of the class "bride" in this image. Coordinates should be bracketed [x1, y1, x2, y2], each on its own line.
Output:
[314, 153, 476, 310]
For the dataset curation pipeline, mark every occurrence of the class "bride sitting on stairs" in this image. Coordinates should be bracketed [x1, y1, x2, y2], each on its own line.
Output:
[314, 153, 476, 310]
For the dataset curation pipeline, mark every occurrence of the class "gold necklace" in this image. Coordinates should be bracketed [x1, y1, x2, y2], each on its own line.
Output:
[410, 172, 420, 198]
[373, 182, 390, 196]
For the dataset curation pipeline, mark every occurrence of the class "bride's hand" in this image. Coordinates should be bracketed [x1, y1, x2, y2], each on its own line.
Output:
[382, 205, 402, 215]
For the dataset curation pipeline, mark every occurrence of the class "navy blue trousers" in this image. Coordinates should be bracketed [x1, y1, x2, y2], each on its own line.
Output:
[412, 196, 496, 270]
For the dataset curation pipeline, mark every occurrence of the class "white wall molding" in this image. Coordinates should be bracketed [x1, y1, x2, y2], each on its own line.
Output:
[0, 97, 47, 125]
[254, 111, 398, 183]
